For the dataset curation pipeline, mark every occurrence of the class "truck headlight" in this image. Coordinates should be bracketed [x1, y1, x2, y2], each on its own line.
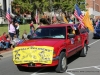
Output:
[53, 51, 56, 57]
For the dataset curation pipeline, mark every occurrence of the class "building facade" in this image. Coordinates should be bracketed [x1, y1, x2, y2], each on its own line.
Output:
[0, 0, 13, 24]
[86, 0, 100, 19]
[0, 0, 100, 24]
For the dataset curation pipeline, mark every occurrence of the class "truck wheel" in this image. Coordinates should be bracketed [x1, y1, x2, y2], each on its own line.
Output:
[80, 44, 88, 57]
[55, 52, 67, 73]
[93, 36, 96, 39]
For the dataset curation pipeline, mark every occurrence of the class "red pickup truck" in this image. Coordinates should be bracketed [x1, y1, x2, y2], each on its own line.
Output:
[13, 23, 89, 73]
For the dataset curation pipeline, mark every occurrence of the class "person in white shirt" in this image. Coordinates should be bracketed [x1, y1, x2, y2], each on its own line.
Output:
[22, 30, 28, 40]
[10, 35, 23, 48]
[8, 21, 16, 40]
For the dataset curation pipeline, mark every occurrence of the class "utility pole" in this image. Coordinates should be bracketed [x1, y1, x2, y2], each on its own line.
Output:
[93, 0, 95, 18]
[30, 0, 32, 4]
[76, 0, 77, 3]
[85, 0, 86, 10]
[50, 0, 52, 24]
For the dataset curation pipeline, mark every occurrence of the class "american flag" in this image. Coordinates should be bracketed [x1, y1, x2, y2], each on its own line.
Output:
[6, 8, 11, 22]
[74, 4, 84, 28]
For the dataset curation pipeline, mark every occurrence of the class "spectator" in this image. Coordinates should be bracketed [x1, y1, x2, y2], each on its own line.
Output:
[10, 35, 23, 48]
[8, 21, 16, 40]
[15, 22, 19, 38]
[22, 30, 28, 40]
[0, 42, 5, 49]
[0, 32, 10, 50]
[37, 22, 43, 28]
[30, 21, 35, 35]
[13, 16, 17, 23]
[6, 34, 11, 42]
[0, 35, 4, 49]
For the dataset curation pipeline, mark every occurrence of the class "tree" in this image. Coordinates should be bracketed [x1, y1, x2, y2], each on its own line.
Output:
[12, 0, 33, 14]
[12, 0, 86, 16]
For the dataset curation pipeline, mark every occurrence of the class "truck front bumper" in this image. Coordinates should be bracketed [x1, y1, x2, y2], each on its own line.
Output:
[16, 56, 59, 67]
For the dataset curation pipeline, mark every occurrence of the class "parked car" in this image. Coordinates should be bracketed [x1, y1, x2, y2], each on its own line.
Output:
[93, 22, 100, 39]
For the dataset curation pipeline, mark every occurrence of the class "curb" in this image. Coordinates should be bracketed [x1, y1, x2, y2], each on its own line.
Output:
[1, 50, 12, 56]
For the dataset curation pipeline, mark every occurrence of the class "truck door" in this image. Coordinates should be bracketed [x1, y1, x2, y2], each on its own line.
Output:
[66, 26, 76, 57]
[74, 28, 82, 50]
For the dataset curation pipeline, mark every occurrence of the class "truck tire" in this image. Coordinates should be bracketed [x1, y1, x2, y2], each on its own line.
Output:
[80, 44, 88, 57]
[55, 52, 67, 73]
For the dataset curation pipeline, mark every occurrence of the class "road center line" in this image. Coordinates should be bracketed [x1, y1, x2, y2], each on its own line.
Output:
[67, 65, 100, 71]
[66, 72, 75, 75]
[93, 66, 100, 70]
[66, 65, 100, 75]
[31, 68, 45, 75]
[88, 39, 100, 46]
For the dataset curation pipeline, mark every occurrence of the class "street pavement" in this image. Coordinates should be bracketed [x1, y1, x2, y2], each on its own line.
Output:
[0, 32, 100, 75]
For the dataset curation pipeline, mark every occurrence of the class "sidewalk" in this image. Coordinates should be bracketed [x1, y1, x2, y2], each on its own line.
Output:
[0, 48, 12, 56]
[0, 48, 12, 60]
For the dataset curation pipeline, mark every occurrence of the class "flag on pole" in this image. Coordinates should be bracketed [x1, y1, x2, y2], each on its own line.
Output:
[6, 8, 11, 22]
[35, 9, 38, 24]
[62, 13, 68, 24]
[82, 11, 94, 32]
[74, 4, 84, 28]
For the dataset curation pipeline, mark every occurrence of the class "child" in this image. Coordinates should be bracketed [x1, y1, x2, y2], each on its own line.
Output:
[10, 35, 23, 48]
[22, 30, 28, 40]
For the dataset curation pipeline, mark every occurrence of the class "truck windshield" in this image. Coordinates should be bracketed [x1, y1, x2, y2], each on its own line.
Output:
[32, 27, 66, 39]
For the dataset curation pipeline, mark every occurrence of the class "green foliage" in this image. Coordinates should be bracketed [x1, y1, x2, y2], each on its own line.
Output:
[12, 0, 86, 14]
[13, 0, 33, 14]
[0, 24, 38, 38]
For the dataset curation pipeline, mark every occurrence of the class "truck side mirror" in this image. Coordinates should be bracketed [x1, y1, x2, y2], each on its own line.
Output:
[68, 34, 75, 38]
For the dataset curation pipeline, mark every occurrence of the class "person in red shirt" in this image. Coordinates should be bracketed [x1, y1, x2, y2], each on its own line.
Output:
[0, 32, 10, 49]
[0, 35, 5, 49]
[30, 21, 35, 36]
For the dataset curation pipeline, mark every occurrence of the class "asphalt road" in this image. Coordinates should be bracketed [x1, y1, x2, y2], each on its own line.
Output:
[0, 32, 100, 75]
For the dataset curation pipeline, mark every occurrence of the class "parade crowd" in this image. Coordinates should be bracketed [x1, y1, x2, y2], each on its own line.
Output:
[0, 12, 99, 51]
[0, 19, 35, 50]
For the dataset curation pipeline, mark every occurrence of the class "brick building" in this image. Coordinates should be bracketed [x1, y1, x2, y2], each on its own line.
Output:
[86, 0, 100, 19]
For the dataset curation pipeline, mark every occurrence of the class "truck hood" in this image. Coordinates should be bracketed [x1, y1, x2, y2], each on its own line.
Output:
[18, 39, 64, 47]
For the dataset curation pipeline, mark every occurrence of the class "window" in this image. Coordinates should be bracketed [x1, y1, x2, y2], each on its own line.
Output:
[67, 26, 73, 34]
[75, 28, 80, 35]
[33, 27, 66, 39]
[95, 4, 99, 12]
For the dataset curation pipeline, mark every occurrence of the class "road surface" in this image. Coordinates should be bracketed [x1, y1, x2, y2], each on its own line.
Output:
[0, 32, 100, 75]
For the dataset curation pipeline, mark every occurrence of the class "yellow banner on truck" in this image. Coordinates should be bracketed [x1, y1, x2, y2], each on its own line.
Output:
[13, 46, 54, 64]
